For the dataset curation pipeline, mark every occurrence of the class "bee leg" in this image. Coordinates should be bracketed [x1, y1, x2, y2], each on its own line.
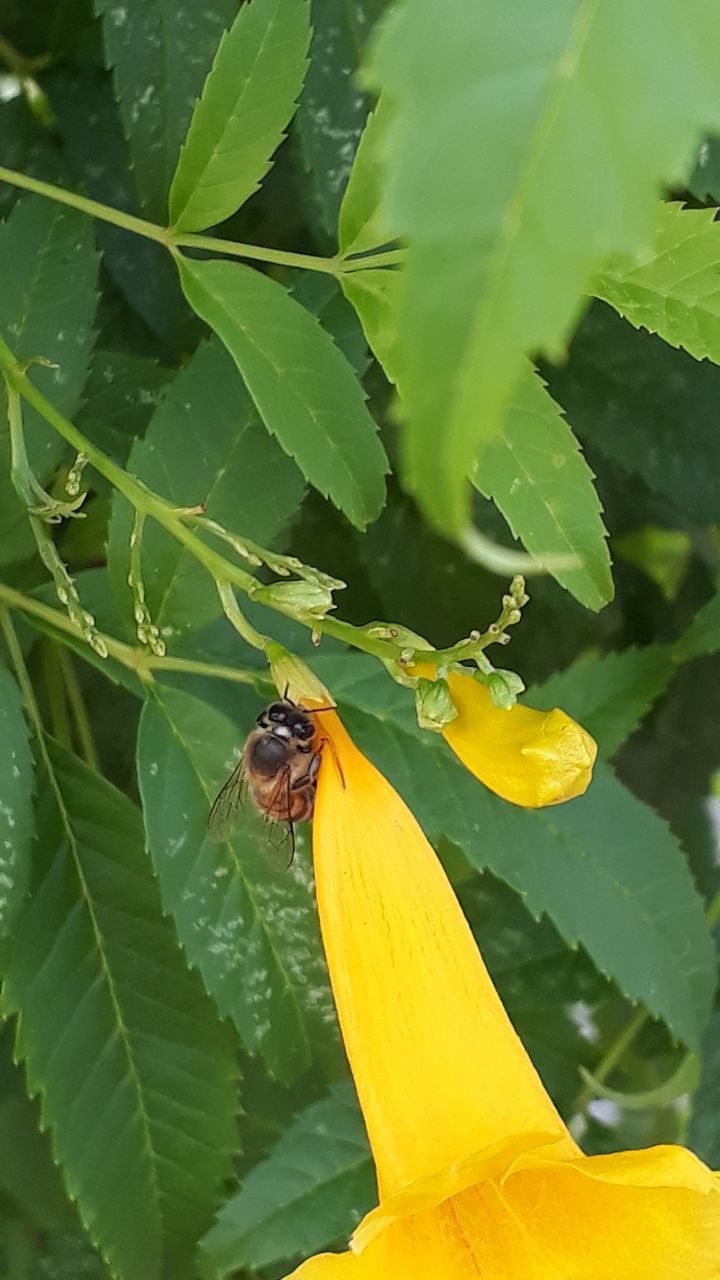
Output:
[283, 769, 296, 866]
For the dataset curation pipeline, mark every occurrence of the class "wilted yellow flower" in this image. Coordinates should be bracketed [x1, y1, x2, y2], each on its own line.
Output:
[285, 711, 720, 1280]
[414, 664, 597, 807]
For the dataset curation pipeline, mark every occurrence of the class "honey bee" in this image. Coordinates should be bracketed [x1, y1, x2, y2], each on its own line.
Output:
[208, 696, 333, 859]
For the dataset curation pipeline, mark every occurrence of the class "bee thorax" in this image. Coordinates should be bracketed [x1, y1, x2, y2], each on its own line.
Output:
[249, 734, 287, 777]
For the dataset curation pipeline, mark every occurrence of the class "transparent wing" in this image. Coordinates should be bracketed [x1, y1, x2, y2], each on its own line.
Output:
[208, 759, 247, 843]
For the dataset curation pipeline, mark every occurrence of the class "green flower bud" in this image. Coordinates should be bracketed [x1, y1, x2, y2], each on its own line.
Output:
[250, 579, 335, 620]
[415, 677, 458, 733]
[266, 643, 333, 707]
[477, 668, 526, 711]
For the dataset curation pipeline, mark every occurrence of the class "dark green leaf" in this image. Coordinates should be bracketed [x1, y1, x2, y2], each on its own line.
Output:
[547, 302, 720, 524]
[170, 0, 311, 233]
[95, 0, 236, 220]
[529, 645, 677, 759]
[317, 665, 714, 1052]
[3, 744, 238, 1280]
[48, 65, 196, 353]
[474, 369, 613, 611]
[137, 684, 340, 1083]
[674, 587, 720, 662]
[107, 336, 305, 638]
[0, 665, 34, 941]
[178, 256, 388, 528]
[369, 0, 720, 535]
[689, 136, 720, 202]
[0, 1032, 70, 1233]
[687, 1009, 720, 1166]
[0, 98, 67, 222]
[296, 0, 383, 239]
[75, 348, 174, 471]
[0, 194, 99, 564]
[201, 1083, 375, 1276]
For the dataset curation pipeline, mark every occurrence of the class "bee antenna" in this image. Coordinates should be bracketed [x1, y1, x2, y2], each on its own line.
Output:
[304, 703, 337, 715]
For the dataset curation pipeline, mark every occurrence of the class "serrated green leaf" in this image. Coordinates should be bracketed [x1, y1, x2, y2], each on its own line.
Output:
[528, 645, 677, 759]
[201, 1083, 375, 1276]
[3, 743, 239, 1280]
[675, 586, 720, 663]
[339, 97, 393, 258]
[369, 0, 720, 535]
[473, 368, 613, 610]
[95, 0, 236, 220]
[595, 203, 720, 360]
[0, 1032, 71, 1233]
[137, 684, 340, 1083]
[0, 194, 99, 564]
[178, 256, 388, 528]
[297, 0, 383, 240]
[548, 301, 720, 524]
[170, 0, 311, 233]
[107, 336, 305, 637]
[315, 664, 714, 1052]
[0, 665, 34, 941]
[688, 1010, 720, 1166]
[340, 268, 399, 382]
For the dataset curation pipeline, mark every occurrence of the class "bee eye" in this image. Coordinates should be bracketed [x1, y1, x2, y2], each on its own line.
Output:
[296, 720, 314, 740]
[268, 704, 287, 723]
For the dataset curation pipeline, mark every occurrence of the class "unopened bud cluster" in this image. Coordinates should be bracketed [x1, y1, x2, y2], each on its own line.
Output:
[415, 676, 458, 733]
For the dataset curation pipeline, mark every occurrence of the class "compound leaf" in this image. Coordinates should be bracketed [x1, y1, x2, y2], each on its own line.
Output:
[3, 743, 238, 1280]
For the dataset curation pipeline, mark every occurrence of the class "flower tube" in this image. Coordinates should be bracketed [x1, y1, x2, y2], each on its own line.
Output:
[285, 710, 720, 1280]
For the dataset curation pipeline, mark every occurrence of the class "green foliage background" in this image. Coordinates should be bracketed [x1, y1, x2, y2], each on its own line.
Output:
[0, 0, 719, 1275]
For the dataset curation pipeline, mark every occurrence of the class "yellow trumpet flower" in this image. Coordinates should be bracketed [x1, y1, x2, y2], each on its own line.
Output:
[285, 711, 720, 1280]
[414, 663, 597, 807]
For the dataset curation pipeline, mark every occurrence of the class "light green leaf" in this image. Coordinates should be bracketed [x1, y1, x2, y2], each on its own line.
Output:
[107, 337, 305, 637]
[3, 743, 239, 1280]
[337, 97, 392, 257]
[548, 301, 720, 524]
[0, 194, 99, 564]
[369, 0, 720, 535]
[315, 661, 714, 1052]
[528, 645, 677, 759]
[473, 368, 613, 610]
[0, 666, 34, 940]
[170, 0, 311, 233]
[340, 268, 400, 383]
[201, 1083, 375, 1276]
[95, 0, 236, 220]
[595, 203, 720, 360]
[178, 256, 388, 528]
[137, 684, 340, 1083]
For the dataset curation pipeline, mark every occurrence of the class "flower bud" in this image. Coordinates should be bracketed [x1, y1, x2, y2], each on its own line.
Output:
[478, 668, 526, 710]
[250, 579, 334, 620]
[415, 677, 458, 733]
[266, 643, 333, 708]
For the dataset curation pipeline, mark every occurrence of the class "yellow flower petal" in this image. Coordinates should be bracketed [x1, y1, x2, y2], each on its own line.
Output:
[287, 1148, 720, 1280]
[440, 670, 597, 807]
[313, 712, 573, 1200]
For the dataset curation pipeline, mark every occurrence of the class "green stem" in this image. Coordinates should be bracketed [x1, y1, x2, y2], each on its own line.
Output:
[0, 579, 267, 691]
[340, 248, 406, 272]
[217, 580, 269, 652]
[56, 646, 101, 771]
[0, 165, 338, 275]
[172, 232, 339, 276]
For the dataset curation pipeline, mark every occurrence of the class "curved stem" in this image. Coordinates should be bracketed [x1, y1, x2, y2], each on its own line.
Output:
[173, 231, 339, 276]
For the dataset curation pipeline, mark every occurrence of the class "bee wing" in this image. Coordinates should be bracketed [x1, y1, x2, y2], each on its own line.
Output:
[208, 759, 247, 843]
